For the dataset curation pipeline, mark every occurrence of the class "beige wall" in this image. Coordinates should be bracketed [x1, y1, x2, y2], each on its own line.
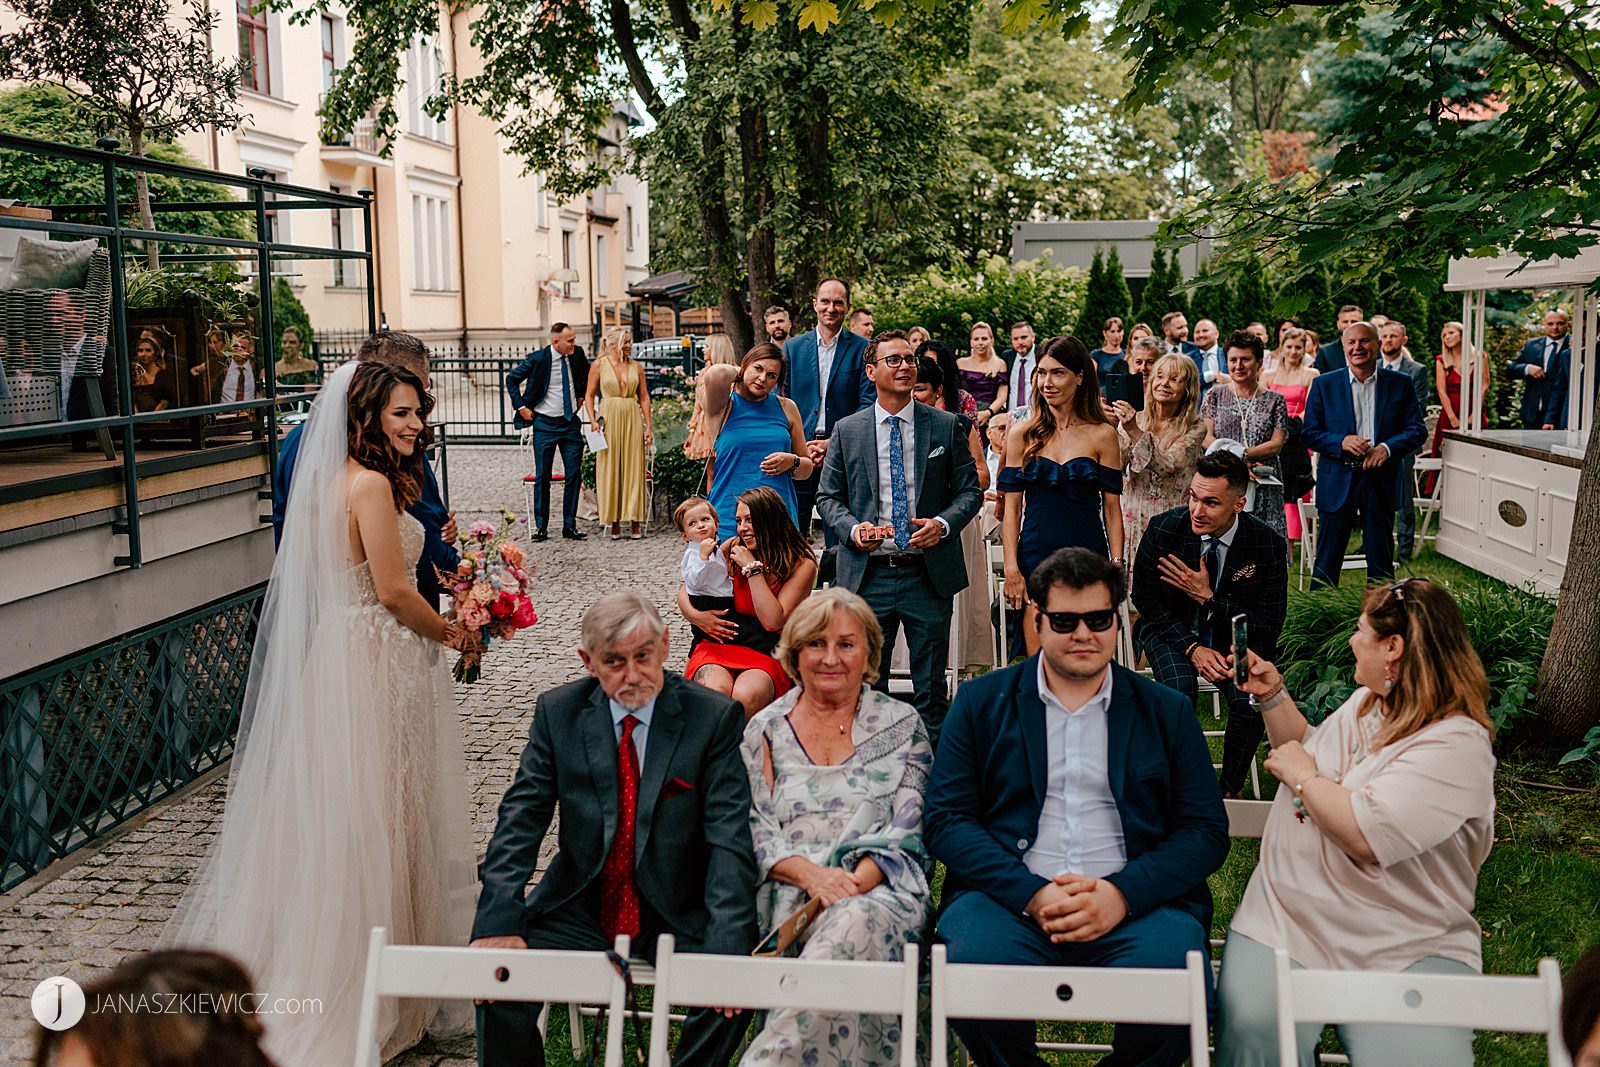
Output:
[2, 3, 650, 354]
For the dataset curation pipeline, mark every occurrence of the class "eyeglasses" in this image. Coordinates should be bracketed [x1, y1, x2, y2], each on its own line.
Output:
[1036, 609, 1117, 634]
[871, 354, 913, 368]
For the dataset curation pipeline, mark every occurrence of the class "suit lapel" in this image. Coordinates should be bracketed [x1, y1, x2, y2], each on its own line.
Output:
[633, 682, 685, 856]
[1106, 667, 1135, 811]
[1018, 656, 1048, 805]
[912, 402, 932, 512]
[860, 413, 881, 519]
[582, 685, 620, 845]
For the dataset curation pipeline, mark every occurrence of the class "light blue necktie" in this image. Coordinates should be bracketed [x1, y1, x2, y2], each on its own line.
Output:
[888, 414, 911, 550]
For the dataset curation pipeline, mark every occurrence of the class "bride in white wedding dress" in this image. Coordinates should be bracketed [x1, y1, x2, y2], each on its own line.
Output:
[165, 359, 476, 1064]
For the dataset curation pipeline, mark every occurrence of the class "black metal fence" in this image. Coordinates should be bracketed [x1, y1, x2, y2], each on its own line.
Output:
[0, 587, 265, 892]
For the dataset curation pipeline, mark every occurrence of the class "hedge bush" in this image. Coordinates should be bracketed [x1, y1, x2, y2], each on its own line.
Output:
[860, 256, 1087, 355]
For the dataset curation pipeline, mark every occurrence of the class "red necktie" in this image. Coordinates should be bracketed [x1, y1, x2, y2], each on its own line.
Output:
[234, 371, 245, 402]
[599, 714, 641, 940]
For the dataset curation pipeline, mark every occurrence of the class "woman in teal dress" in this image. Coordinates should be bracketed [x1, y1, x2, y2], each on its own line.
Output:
[999, 335, 1124, 654]
[740, 588, 932, 1067]
[703, 345, 813, 539]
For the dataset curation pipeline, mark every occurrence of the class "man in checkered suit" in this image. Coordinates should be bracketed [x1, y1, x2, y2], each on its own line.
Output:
[1131, 450, 1287, 797]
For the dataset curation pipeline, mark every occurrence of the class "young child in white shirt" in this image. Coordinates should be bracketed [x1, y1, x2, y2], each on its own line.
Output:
[675, 497, 734, 637]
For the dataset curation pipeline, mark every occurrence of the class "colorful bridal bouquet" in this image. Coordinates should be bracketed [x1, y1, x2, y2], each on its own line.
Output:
[440, 508, 537, 683]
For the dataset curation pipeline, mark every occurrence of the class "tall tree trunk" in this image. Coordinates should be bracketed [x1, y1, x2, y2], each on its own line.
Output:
[128, 125, 159, 270]
[740, 101, 776, 343]
[699, 123, 753, 354]
[790, 98, 829, 321]
[1534, 425, 1600, 747]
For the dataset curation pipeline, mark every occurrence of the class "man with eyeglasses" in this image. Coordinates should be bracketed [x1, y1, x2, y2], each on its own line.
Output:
[817, 329, 982, 745]
[1131, 448, 1288, 798]
[927, 546, 1228, 1067]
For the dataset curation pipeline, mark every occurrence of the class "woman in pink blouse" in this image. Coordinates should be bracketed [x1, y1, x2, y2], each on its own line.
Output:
[1216, 578, 1496, 1066]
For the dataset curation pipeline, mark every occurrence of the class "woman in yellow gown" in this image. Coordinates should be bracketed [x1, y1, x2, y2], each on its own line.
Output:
[584, 327, 653, 538]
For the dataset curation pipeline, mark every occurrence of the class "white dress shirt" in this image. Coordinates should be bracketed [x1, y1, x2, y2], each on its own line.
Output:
[610, 694, 657, 769]
[58, 336, 85, 419]
[534, 353, 572, 418]
[681, 543, 734, 597]
[1009, 347, 1037, 410]
[221, 361, 256, 403]
[1348, 369, 1377, 442]
[873, 400, 917, 550]
[1024, 661, 1127, 881]
[813, 328, 840, 435]
[1198, 346, 1224, 383]
[1200, 515, 1241, 612]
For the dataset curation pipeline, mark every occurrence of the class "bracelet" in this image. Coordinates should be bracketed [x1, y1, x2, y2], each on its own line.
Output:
[1249, 684, 1288, 710]
[1292, 771, 1322, 797]
[789, 453, 800, 472]
[741, 561, 766, 578]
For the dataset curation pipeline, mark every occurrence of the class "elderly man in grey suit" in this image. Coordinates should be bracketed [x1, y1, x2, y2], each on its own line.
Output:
[471, 593, 758, 1067]
[1378, 319, 1430, 562]
[817, 329, 983, 746]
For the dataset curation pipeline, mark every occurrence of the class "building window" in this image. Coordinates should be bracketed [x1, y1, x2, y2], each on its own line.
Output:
[625, 206, 635, 251]
[595, 234, 609, 297]
[561, 228, 577, 298]
[412, 192, 454, 291]
[405, 37, 449, 142]
[238, 0, 271, 95]
[320, 15, 338, 95]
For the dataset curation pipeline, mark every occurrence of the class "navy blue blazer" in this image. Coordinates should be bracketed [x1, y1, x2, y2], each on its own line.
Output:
[1300, 367, 1428, 514]
[1313, 339, 1346, 374]
[272, 424, 459, 603]
[504, 345, 590, 430]
[1506, 335, 1570, 428]
[785, 328, 872, 436]
[925, 659, 1229, 930]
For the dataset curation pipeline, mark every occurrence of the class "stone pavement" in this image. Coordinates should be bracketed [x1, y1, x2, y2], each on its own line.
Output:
[0, 446, 693, 1065]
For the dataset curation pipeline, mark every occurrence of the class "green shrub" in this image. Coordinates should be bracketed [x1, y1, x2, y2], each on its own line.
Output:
[652, 445, 707, 515]
[860, 255, 1087, 353]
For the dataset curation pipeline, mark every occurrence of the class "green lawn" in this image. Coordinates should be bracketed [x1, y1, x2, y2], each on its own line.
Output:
[505, 547, 1600, 1065]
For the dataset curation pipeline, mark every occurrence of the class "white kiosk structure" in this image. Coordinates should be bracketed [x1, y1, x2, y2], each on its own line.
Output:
[1438, 250, 1595, 592]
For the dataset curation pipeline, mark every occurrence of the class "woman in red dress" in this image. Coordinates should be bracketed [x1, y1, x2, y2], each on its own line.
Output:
[679, 485, 817, 717]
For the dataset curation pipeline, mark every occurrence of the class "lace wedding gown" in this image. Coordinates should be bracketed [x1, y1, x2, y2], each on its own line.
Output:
[165, 363, 474, 1065]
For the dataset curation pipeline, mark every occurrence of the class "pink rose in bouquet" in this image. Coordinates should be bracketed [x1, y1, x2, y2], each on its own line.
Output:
[437, 507, 537, 683]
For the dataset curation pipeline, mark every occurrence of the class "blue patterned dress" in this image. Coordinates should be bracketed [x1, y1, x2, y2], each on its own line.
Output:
[739, 688, 933, 1067]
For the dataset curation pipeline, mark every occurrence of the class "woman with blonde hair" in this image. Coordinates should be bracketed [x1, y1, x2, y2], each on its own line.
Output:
[584, 326, 652, 539]
[739, 587, 931, 1066]
[1110, 353, 1206, 563]
[958, 320, 1009, 428]
[1217, 578, 1496, 1065]
[685, 333, 738, 458]
[1433, 321, 1488, 457]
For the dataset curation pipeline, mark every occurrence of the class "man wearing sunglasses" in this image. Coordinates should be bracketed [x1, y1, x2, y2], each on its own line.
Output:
[1131, 448, 1289, 798]
[926, 548, 1228, 1066]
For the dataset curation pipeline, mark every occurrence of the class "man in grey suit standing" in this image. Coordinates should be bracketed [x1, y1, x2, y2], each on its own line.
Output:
[817, 330, 983, 745]
[471, 594, 757, 1067]
[1378, 319, 1431, 562]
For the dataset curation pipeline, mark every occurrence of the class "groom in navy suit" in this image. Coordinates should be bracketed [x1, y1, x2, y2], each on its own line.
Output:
[1301, 321, 1428, 587]
[1505, 310, 1572, 429]
[785, 278, 873, 541]
[504, 323, 590, 541]
[927, 548, 1228, 1067]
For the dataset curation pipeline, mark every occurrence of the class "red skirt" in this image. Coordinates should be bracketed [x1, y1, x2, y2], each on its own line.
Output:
[684, 642, 793, 698]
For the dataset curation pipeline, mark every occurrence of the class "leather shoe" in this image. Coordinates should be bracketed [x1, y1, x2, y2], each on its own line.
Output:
[562, 528, 587, 540]
[531, 530, 549, 542]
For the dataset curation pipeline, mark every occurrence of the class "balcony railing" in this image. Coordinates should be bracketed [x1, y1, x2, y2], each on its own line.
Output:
[319, 94, 388, 156]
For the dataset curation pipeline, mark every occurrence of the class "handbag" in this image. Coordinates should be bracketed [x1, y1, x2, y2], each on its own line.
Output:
[751, 897, 825, 958]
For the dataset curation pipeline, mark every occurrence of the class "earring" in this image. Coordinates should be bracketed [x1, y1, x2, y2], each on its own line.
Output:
[1383, 669, 1394, 692]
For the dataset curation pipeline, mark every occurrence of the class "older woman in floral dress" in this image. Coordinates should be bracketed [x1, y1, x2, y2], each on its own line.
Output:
[740, 588, 933, 1067]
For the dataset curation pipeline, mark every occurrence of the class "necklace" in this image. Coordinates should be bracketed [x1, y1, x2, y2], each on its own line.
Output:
[802, 694, 858, 736]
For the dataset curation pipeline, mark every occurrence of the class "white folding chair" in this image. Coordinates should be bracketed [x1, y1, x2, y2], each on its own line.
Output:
[353, 927, 632, 1067]
[988, 538, 1010, 666]
[1298, 498, 1367, 590]
[646, 936, 920, 1067]
[931, 944, 1211, 1065]
[1225, 797, 1273, 839]
[1273, 949, 1572, 1067]
[1413, 456, 1444, 548]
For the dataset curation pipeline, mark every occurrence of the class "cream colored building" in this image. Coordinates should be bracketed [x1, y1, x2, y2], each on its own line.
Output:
[8, 1, 650, 352]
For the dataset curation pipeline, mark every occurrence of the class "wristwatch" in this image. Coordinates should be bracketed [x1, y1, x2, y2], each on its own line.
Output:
[742, 561, 766, 578]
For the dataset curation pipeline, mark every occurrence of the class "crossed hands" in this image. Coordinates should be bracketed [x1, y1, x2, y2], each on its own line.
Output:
[1341, 436, 1391, 469]
[802, 856, 884, 907]
[1025, 875, 1128, 943]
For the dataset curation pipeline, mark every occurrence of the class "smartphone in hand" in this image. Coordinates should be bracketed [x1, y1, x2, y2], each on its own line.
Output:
[1231, 614, 1249, 688]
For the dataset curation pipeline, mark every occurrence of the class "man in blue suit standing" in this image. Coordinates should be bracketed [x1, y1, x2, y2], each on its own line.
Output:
[1313, 303, 1364, 373]
[1505, 309, 1571, 430]
[785, 278, 873, 541]
[504, 323, 589, 541]
[273, 331, 458, 604]
[1301, 321, 1428, 587]
[927, 547, 1229, 1067]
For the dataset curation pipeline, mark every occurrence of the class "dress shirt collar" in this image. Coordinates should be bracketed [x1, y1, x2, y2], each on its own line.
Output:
[1381, 354, 1403, 372]
[873, 398, 913, 425]
[1037, 657, 1114, 718]
[609, 695, 656, 732]
[1206, 514, 1242, 550]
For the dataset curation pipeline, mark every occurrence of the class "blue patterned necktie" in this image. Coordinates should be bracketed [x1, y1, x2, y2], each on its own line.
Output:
[888, 414, 911, 550]
[559, 359, 573, 418]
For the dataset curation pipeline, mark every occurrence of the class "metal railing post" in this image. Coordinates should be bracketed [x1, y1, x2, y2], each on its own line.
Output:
[98, 137, 142, 569]
[249, 168, 280, 515]
[359, 189, 378, 330]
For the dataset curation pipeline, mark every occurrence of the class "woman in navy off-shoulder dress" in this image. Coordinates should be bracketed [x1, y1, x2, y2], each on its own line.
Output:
[999, 335, 1124, 654]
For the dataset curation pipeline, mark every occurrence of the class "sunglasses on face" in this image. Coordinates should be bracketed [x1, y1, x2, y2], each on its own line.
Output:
[1036, 609, 1117, 634]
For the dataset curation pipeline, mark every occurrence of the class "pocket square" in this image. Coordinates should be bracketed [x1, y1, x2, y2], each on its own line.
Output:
[1229, 564, 1257, 583]
[661, 776, 695, 800]
[928, 445, 946, 458]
